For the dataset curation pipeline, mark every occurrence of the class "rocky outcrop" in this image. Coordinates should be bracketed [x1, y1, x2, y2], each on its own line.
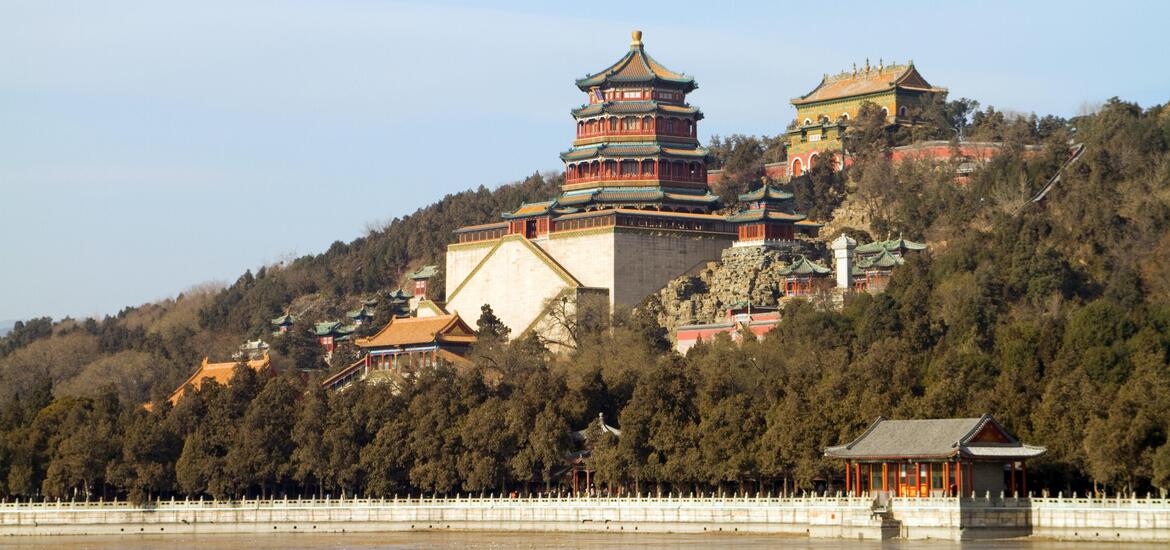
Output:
[653, 241, 825, 335]
[818, 190, 875, 242]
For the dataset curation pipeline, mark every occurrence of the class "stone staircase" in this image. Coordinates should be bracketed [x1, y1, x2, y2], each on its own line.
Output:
[869, 494, 903, 540]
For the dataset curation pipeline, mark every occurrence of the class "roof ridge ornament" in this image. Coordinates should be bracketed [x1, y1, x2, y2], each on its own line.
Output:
[631, 30, 643, 48]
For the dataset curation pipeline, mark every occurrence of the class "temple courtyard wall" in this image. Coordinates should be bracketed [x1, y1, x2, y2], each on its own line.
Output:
[2, 495, 1167, 542]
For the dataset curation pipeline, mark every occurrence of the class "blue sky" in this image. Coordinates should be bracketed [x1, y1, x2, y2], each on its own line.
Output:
[1, 0, 1168, 321]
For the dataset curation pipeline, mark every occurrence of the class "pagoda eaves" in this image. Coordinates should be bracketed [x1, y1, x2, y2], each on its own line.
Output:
[575, 31, 697, 93]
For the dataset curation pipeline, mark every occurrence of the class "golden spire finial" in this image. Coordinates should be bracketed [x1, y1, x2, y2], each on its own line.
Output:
[631, 30, 643, 47]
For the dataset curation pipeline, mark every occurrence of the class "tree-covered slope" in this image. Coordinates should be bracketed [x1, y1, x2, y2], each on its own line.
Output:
[0, 172, 561, 406]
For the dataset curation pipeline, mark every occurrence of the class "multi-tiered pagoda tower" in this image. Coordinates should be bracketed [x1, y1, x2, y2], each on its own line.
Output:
[558, 30, 719, 212]
[444, 32, 738, 338]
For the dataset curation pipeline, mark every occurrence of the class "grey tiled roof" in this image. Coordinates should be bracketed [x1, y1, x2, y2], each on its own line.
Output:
[409, 265, 439, 280]
[824, 414, 1046, 460]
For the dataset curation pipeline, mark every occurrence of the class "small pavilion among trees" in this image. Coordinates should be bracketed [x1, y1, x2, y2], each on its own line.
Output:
[563, 413, 622, 495]
[825, 415, 1046, 498]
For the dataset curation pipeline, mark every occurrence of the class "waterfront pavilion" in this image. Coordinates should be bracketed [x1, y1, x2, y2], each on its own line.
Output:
[824, 414, 1045, 498]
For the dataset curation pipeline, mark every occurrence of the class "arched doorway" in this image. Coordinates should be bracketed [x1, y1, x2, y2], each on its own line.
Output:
[791, 157, 803, 178]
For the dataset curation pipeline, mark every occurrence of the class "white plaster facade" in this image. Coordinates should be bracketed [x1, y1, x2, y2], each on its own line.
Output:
[445, 236, 581, 336]
[445, 228, 734, 337]
[537, 230, 616, 295]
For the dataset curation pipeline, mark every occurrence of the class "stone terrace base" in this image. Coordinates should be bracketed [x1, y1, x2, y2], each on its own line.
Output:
[886, 495, 1170, 541]
[0, 495, 1167, 542]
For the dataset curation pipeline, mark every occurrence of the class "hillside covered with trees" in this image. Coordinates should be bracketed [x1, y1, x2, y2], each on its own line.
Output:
[0, 172, 560, 408]
[1, 98, 1169, 501]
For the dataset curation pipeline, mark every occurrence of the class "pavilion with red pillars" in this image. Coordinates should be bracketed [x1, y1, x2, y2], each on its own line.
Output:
[824, 415, 1046, 498]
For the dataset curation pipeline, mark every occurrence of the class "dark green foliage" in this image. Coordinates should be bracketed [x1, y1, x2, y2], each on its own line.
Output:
[290, 382, 329, 496]
[0, 317, 53, 358]
[107, 407, 181, 503]
[475, 304, 510, 341]
[274, 323, 324, 371]
[225, 373, 299, 496]
[845, 101, 897, 158]
[707, 134, 766, 202]
[789, 156, 847, 221]
[38, 390, 122, 499]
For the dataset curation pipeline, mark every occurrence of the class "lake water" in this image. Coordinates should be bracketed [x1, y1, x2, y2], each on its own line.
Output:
[1, 532, 1165, 550]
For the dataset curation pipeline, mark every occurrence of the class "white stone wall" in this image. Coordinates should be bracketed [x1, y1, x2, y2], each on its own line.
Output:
[1028, 495, 1170, 542]
[0, 496, 880, 539]
[4, 496, 1169, 541]
[539, 230, 616, 294]
[445, 242, 496, 298]
[444, 238, 575, 336]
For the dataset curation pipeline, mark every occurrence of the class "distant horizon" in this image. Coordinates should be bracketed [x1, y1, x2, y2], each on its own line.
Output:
[3, 0, 1168, 322]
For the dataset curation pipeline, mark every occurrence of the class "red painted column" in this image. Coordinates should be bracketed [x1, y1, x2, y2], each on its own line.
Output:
[914, 463, 920, 498]
[882, 463, 888, 493]
[955, 461, 962, 497]
[1022, 462, 1028, 495]
[944, 463, 950, 496]
[855, 463, 861, 496]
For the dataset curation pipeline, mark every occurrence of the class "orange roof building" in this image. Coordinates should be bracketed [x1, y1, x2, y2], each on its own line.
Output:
[162, 353, 271, 406]
[322, 314, 476, 391]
